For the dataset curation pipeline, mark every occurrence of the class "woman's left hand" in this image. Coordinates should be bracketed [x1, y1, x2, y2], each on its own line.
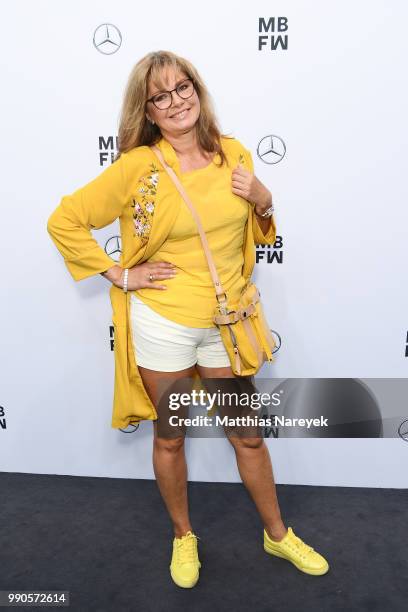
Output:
[231, 165, 272, 211]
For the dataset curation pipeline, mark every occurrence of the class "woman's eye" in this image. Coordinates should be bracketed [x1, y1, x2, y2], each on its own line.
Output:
[154, 94, 167, 103]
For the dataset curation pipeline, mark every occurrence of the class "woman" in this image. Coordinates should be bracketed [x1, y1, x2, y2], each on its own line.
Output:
[47, 50, 329, 588]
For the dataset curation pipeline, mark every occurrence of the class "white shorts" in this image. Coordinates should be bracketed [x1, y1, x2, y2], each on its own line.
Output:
[129, 293, 231, 372]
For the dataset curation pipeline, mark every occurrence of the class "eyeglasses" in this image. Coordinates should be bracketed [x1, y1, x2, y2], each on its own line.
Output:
[146, 78, 195, 110]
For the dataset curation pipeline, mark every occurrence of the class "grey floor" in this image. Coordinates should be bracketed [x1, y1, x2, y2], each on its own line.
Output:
[0, 472, 406, 612]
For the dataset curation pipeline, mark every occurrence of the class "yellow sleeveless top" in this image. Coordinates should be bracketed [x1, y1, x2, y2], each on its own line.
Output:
[131, 142, 249, 328]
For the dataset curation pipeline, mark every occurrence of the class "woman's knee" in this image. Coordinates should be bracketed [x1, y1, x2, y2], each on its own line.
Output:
[227, 434, 264, 450]
[153, 434, 185, 453]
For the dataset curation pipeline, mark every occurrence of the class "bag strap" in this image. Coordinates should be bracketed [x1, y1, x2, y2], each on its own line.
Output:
[150, 144, 228, 308]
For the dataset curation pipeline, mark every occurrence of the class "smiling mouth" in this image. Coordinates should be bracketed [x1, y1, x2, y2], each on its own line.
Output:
[170, 108, 190, 119]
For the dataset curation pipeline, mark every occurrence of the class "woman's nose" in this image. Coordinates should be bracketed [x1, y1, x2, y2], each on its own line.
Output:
[170, 89, 186, 105]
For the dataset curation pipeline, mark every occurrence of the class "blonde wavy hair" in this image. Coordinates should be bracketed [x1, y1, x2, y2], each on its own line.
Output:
[114, 50, 231, 167]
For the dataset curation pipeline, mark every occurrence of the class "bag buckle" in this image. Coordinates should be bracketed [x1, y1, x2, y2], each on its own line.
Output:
[239, 303, 256, 320]
[216, 291, 228, 303]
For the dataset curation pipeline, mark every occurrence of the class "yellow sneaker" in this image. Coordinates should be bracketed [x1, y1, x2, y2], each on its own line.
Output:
[264, 526, 329, 576]
[170, 530, 201, 588]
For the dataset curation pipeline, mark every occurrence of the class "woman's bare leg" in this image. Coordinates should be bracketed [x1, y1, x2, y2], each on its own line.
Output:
[196, 364, 287, 541]
[138, 364, 197, 538]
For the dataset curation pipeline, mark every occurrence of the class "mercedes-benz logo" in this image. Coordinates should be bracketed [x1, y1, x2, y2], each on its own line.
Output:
[257, 135, 286, 164]
[93, 24, 122, 55]
[119, 423, 140, 434]
[105, 236, 122, 261]
[398, 419, 408, 442]
[271, 330, 281, 354]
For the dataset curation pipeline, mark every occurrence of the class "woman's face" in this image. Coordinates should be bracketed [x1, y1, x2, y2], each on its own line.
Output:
[145, 67, 201, 137]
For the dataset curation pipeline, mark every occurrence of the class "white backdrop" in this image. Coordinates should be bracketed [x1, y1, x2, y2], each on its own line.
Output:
[1, 0, 407, 487]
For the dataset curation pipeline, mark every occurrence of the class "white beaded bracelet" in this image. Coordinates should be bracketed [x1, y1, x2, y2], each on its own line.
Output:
[123, 268, 129, 293]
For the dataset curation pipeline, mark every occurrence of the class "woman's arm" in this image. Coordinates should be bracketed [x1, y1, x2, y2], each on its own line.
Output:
[252, 191, 276, 245]
[47, 154, 128, 282]
[251, 205, 277, 245]
[231, 147, 277, 245]
[100, 265, 125, 287]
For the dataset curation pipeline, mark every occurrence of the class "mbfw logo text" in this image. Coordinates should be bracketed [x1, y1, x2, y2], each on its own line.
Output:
[258, 17, 288, 51]
[0, 405, 6, 430]
[99, 136, 118, 166]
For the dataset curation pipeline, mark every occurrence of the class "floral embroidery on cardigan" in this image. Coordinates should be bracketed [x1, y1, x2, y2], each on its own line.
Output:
[131, 163, 160, 239]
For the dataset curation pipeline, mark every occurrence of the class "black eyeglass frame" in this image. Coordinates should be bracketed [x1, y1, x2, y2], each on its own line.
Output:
[146, 78, 196, 109]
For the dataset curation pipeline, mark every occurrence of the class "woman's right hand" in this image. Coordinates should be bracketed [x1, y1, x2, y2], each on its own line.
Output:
[104, 262, 177, 290]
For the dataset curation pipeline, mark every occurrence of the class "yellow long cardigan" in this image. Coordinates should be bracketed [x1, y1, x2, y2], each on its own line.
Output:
[47, 135, 277, 428]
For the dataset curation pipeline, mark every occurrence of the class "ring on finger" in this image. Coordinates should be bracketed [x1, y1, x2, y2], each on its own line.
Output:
[149, 273, 154, 281]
